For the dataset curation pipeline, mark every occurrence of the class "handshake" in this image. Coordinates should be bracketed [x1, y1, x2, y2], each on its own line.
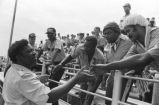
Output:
[51, 64, 98, 83]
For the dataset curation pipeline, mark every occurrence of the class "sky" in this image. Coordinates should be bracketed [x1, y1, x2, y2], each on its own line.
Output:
[0, 0, 158, 57]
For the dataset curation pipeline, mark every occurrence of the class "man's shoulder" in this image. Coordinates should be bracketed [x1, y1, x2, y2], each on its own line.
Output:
[12, 64, 36, 80]
[119, 35, 132, 45]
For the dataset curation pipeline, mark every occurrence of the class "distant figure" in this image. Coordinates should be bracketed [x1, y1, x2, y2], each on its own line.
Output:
[86, 33, 89, 37]
[38, 40, 43, 50]
[149, 17, 156, 27]
[28, 33, 37, 50]
[120, 3, 131, 34]
[70, 34, 78, 46]
[92, 27, 107, 52]
[57, 33, 61, 39]
[77, 33, 85, 44]
[146, 17, 150, 22]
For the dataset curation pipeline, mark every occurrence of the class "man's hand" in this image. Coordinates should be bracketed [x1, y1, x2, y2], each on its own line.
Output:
[38, 74, 49, 84]
[75, 66, 96, 83]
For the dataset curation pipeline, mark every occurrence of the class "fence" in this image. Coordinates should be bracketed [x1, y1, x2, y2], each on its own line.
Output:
[40, 61, 159, 105]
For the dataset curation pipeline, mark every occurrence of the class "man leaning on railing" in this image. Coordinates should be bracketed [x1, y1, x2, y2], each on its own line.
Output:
[91, 14, 159, 104]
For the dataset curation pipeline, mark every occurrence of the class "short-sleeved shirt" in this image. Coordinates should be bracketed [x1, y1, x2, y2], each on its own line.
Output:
[71, 44, 105, 68]
[43, 39, 65, 62]
[2, 64, 51, 105]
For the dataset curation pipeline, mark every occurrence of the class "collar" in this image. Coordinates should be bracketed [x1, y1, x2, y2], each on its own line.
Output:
[12, 64, 37, 78]
[110, 34, 128, 46]
[12, 64, 33, 74]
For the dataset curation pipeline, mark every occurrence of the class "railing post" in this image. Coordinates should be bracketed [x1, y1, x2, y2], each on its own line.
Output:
[152, 73, 159, 105]
[41, 61, 46, 75]
[112, 70, 122, 105]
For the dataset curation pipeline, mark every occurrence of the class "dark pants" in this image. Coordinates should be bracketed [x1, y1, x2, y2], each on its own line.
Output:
[48, 61, 65, 105]
[105, 72, 128, 105]
[79, 75, 103, 105]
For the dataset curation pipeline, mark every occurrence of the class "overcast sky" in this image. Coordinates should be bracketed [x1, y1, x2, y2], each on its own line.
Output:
[0, 0, 158, 57]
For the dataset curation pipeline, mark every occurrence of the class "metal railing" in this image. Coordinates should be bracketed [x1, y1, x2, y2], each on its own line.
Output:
[40, 61, 158, 105]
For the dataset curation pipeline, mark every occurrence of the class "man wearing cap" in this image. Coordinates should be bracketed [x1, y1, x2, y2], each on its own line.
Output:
[40, 27, 66, 105]
[92, 27, 107, 53]
[102, 22, 132, 105]
[91, 14, 159, 103]
[120, 3, 131, 34]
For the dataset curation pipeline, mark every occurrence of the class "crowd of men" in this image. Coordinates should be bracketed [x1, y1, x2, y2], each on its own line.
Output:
[1, 2, 159, 105]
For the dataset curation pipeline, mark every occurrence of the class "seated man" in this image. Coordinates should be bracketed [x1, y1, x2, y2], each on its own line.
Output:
[2, 39, 94, 105]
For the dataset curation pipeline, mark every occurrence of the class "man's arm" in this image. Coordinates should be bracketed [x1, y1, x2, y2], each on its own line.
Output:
[92, 52, 154, 74]
[47, 73, 78, 103]
[60, 54, 74, 66]
[47, 66, 94, 103]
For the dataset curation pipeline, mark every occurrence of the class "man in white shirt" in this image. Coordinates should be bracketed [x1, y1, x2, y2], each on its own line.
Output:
[2, 39, 94, 105]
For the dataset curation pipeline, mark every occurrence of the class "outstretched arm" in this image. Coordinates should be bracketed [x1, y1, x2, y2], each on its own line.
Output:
[91, 52, 154, 74]
[47, 66, 94, 103]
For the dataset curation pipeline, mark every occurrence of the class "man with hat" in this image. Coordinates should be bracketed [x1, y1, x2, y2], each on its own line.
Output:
[120, 3, 131, 34]
[91, 14, 159, 103]
[40, 27, 66, 105]
[102, 22, 132, 105]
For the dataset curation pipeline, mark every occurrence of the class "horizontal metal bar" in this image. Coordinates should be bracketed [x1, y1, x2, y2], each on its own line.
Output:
[121, 75, 159, 83]
[48, 79, 112, 101]
[118, 101, 131, 105]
